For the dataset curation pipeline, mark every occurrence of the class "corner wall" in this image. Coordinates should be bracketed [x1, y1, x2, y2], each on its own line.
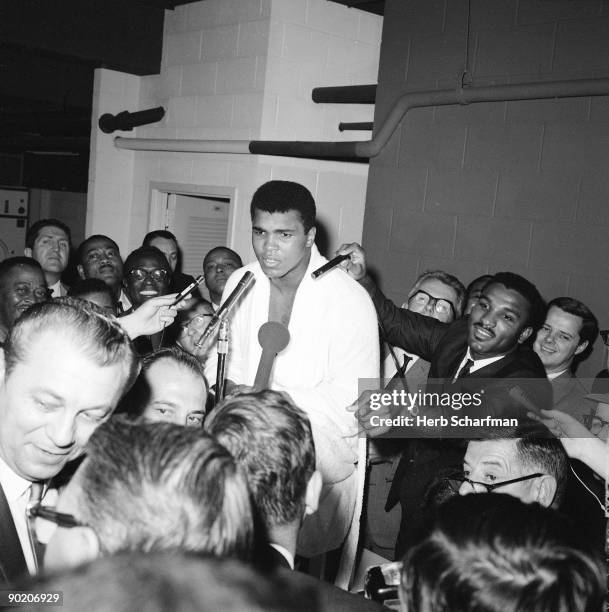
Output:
[364, 0, 609, 378]
[87, 0, 382, 264]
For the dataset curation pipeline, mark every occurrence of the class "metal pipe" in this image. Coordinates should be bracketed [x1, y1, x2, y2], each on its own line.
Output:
[115, 77, 609, 160]
[312, 84, 377, 104]
[99, 106, 165, 134]
[338, 122, 373, 132]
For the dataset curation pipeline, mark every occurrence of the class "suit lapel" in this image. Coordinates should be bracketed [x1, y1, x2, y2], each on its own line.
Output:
[0, 483, 28, 585]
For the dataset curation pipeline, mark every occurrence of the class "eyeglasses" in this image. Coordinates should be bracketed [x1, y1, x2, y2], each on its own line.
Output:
[447, 472, 544, 494]
[26, 504, 87, 529]
[128, 268, 168, 282]
[409, 290, 455, 318]
[585, 414, 609, 436]
[180, 313, 213, 332]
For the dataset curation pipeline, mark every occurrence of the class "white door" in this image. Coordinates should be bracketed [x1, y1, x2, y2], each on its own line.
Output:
[169, 194, 230, 279]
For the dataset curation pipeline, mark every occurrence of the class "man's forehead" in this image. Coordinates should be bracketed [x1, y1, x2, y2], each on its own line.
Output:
[205, 249, 240, 265]
[85, 238, 118, 253]
[36, 226, 69, 241]
[252, 208, 304, 229]
[465, 439, 518, 463]
[481, 283, 529, 312]
[127, 254, 167, 271]
[4, 265, 45, 285]
[415, 278, 457, 300]
[545, 306, 583, 334]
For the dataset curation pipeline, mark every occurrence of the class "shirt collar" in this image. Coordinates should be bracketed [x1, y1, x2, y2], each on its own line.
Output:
[464, 347, 507, 371]
[269, 543, 295, 569]
[0, 453, 32, 502]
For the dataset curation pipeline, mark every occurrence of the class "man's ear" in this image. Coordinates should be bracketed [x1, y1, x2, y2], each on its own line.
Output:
[532, 474, 557, 508]
[304, 470, 322, 517]
[77, 265, 86, 281]
[24, 248, 33, 258]
[305, 226, 316, 248]
[517, 326, 533, 344]
[574, 340, 589, 356]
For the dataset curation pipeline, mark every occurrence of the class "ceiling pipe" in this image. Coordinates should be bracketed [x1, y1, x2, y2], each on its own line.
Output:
[312, 84, 376, 104]
[338, 122, 373, 131]
[115, 77, 609, 161]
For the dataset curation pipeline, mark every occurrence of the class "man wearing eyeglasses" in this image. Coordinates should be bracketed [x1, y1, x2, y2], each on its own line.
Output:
[122, 246, 174, 353]
[0, 257, 49, 344]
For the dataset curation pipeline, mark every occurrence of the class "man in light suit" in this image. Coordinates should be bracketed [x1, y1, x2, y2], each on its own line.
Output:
[24, 219, 71, 298]
[339, 243, 551, 557]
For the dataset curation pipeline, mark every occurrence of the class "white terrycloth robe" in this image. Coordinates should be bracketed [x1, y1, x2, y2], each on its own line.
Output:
[205, 245, 380, 556]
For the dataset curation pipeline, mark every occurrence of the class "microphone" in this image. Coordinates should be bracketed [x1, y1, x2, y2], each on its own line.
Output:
[311, 254, 349, 279]
[195, 271, 255, 349]
[253, 321, 290, 390]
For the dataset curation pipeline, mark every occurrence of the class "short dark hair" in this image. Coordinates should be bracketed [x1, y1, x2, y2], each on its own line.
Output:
[250, 181, 316, 233]
[0, 256, 43, 288]
[123, 246, 171, 275]
[142, 230, 178, 247]
[68, 278, 114, 301]
[25, 218, 71, 249]
[203, 246, 243, 269]
[485, 272, 546, 330]
[74, 419, 253, 560]
[120, 347, 208, 420]
[547, 297, 599, 346]
[401, 493, 605, 612]
[205, 390, 316, 527]
[465, 274, 493, 296]
[4, 298, 138, 391]
[76, 235, 120, 266]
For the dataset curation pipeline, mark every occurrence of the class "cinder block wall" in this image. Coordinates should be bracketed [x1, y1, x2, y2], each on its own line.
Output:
[364, 0, 609, 378]
[87, 0, 381, 263]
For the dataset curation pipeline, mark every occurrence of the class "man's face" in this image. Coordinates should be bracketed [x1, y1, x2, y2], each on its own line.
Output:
[27, 226, 70, 276]
[0, 265, 47, 330]
[461, 440, 541, 504]
[0, 331, 128, 481]
[467, 283, 532, 359]
[463, 277, 489, 316]
[251, 209, 315, 282]
[142, 359, 207, 427]
[78, 237, 123, 290]
[203, 249, 242, 303]
[123, 254, 170, 307]
[534, 306, 586, 375]
[406, 278, 458, 323]
[149, 237, 178, 272]
[177, 301, 214, 354]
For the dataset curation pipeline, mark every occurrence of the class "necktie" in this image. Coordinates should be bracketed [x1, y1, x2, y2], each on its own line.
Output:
[454, 358, 474, 381]
[25, 482, 44, 571]
[386, 354, 412, 392]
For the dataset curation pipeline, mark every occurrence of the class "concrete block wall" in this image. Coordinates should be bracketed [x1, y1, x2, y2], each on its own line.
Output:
[87, 0, 381, 267]
[364, 0, 609, 378]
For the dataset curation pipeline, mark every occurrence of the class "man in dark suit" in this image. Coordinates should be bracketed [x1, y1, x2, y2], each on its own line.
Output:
[0, 298, 138, 585]
[339, 243, 552, 556]
[206, 389, 384, 611]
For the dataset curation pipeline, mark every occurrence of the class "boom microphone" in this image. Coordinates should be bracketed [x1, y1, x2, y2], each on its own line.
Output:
[253, 321, 290, 390]
[195, 271, 255, 349]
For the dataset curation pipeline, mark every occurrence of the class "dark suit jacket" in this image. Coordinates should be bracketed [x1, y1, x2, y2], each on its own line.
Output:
[0, 483, 28, 587]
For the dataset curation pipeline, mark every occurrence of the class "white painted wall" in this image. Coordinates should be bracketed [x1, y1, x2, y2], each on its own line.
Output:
[87, 0, 382, 263]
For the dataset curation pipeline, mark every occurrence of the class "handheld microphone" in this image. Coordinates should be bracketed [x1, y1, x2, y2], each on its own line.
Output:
[195, 271, 255, 349]
[311, 254, 349, 279]
[253, 321, 290, 390]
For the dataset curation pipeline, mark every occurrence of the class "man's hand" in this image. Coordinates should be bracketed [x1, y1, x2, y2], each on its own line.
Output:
[119, 294, 186, 339]
[347, 390, 395, 438]
[336, 243, 368, 282]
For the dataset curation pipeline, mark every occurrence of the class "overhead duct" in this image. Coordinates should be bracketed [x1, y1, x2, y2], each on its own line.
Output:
[115, 77, 609, 161]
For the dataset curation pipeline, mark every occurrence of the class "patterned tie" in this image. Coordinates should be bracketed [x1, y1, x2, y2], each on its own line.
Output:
[25, 482, 44, 571]
[386, 354, 412, 392]
[454, 358, 474, 381]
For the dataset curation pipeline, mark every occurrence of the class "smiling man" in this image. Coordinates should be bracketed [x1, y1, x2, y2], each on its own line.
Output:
[533, 297, 598, 423]
[0, 257, 48, 344]
[24, 219, 71, 297]
[76, 235, 130, 313]
[0, 298, 138, 585]
[205, 181, 379, 565]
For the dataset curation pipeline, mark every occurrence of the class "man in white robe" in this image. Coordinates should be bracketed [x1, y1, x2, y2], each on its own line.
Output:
[205, 181, 379, 566]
